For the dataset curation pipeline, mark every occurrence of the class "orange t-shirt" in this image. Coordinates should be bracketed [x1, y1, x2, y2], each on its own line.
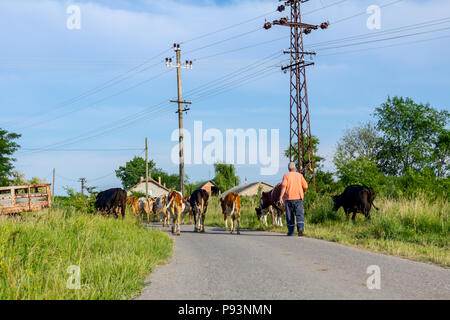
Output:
[281, 172, 308, 200]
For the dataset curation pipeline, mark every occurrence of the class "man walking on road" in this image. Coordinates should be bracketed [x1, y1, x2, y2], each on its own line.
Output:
[279, 162, 309, 237]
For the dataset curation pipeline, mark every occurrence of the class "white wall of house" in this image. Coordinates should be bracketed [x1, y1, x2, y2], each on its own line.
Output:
[128, 182, 169, 197]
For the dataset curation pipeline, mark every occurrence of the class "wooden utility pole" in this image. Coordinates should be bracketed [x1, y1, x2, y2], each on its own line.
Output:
[145, 137, 149, 199]
[166, 43, 192, 196]
[52, 168, 55, 204]
[79, 178, 86, 195]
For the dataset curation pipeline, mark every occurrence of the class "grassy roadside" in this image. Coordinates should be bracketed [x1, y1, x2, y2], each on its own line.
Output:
[204, 195, 449, 268]
[0, 209, 173, 300]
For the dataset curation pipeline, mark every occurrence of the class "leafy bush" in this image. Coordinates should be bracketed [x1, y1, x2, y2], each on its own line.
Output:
[54, 188, 97, 214]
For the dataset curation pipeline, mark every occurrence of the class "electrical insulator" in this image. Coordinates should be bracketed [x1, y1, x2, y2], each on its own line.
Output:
[264, 22, 272, 30]
[304, 28, 312, 34]
[277, 5, 285, 12]
[320, 22, 329, 29]
[280, 17, 288, 25]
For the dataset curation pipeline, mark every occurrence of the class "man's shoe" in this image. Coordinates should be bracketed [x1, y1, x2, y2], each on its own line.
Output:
[298, 230, 304, 237]
[287, 232, 295, 236]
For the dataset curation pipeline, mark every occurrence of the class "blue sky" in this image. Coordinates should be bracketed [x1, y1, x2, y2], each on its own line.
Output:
[1, 0, 449, 195]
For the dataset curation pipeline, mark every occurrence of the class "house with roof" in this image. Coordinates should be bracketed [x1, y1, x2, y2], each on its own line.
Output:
[221, 180, 274, 198]
[196, 180, 221, 196]
[127, 177, 171, 197]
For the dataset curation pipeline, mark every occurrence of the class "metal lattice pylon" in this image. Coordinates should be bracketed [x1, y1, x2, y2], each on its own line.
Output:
[265, 0, 329, 190]
[288, 0, 316, 189]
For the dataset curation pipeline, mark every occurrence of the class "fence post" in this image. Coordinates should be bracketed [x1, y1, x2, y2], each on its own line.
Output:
[28, 186, 31, 211]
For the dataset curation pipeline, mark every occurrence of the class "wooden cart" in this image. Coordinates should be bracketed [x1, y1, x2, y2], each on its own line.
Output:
[0, 184, 52, 215]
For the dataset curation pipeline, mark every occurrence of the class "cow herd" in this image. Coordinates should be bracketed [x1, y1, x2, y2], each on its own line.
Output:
[94, 187, 242, 236]
[94, 184, 379, 236]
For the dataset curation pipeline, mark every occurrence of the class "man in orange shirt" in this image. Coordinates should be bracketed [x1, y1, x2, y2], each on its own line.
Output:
[279, 162, 308, 237]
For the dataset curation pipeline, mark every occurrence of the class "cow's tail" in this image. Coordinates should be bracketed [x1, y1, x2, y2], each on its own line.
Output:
[371, 201, 380, 211]
[165, 195, 174, 209]
[232, 199, 236, 216]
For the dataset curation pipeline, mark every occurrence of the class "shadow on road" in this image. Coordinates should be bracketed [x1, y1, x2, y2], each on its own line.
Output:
[146, 223, 288, 238]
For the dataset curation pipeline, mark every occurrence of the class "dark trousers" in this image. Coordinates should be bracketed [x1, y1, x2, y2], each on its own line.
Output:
[285, 199, 305, 234]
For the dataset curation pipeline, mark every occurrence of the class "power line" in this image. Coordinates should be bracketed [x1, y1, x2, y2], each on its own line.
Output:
[89, 172, 118, 183]
[302, 0, 350, 17]
[55, 174, 79, 183]
[317, 33, 450, 57]
[1, 48, 172, 128]
[21, 148, 144, 152]
[308, 16, 450, 48]
[330, 0, 404, 24]
[196, 15, 450, 62]
[314, 25, 450, 52]
[18, 55, 281, 155]
[16, 69, 171, 130]
[185, 27, 263, 55]
[18, 6, 446, 154]
[181, 9, 278, 44]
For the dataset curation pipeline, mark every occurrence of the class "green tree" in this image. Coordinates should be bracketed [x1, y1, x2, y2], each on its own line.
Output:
[335, 157, 383, 189]
[0, 128, 21, 186]
[315, 169, 338, 194]
[115, 157, 149, 190]
[10, 170, 26, 185]
[374, 96, 449, 176]
[433, 130, 450, 177]
[212, 163, 240, 192]
[151, 169, 181, 191]
[284, 135, 324, 183]
[185, 180, 204, 196]
[334, 122, 381, 164]
[284, 135, 324, 168]
[115, 156, 182, 190]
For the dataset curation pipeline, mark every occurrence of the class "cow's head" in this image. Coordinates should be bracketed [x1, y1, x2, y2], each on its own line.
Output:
[332, 194, 342, 211]
[255, 207, 263, 220]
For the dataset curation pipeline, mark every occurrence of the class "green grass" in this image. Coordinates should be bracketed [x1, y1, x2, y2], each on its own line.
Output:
[0, 209, 173, 300]
[204, 195, 449, 267]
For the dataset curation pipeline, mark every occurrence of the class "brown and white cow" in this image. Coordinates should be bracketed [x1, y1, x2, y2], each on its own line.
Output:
[255, 184, 285, 227]
[167, 191, 186, 236]
[127, 196, 140, 216]
[139, 197, 156, 223]
[153, 195, 170, 227]
[220, 192, 241, 234]
[190, 189, 209, 233]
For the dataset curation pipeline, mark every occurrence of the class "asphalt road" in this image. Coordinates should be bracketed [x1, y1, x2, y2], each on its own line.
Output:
[138, 224, 450, 300]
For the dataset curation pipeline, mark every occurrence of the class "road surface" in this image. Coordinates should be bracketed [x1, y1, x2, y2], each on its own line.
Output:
[138, 224, 450, 300]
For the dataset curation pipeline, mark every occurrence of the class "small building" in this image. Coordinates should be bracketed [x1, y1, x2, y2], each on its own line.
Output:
[221, 181, 274, 198]
[127, 177, 170, 198]
[196, 181, 220, 196]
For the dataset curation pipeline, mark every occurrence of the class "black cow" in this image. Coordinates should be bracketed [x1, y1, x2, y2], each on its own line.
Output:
[190, 189, 209, 232]
[332, 185, 379, 221]
[95, 188, 127, 219]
